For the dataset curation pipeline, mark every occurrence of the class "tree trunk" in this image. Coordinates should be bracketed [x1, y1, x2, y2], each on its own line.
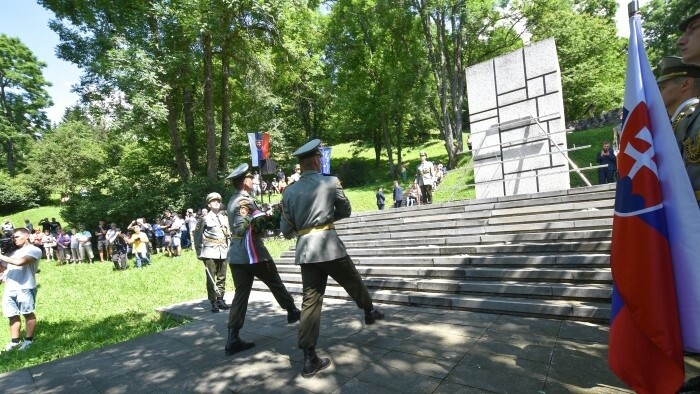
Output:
[165, 94, 189, 182]
[183, 85, 198, 174]
[218, 46, 231, 176]
[380, 110, 395, 178]
[203, 33, 217, 180]
[5, 139, 15, 177]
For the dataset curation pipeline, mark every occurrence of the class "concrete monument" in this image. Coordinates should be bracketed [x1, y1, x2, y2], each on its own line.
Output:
[466, 38, 570, 198]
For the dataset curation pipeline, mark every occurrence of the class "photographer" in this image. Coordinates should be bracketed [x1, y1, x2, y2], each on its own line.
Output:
[125, 222, 151, 268]
[0, 228, 42, 352]
[596, 141, 617, 184]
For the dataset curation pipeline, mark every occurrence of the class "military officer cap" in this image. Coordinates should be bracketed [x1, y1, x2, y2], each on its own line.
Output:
[206, 192, 222, 204]
[657, 56, 700, 83]
[679, 7, 700, 31]
[293, 139, 322, 160]
[225, 163, 253, 181]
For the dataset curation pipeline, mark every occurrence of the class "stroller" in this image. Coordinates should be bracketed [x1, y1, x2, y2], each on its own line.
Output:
[111, 233, 129, 270]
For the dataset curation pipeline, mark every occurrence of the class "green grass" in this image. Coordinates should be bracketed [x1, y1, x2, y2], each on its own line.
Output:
[567, 126, 617, 188]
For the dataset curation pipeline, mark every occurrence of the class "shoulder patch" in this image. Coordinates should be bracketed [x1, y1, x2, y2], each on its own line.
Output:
[239, 205, 249, 217]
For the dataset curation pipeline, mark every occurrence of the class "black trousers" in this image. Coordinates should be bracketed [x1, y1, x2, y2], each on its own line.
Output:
[227, 261, 296, 330]
[298, 255, 374, 349]
[203, 258, 227, 302]
[420, 185, 433, 204]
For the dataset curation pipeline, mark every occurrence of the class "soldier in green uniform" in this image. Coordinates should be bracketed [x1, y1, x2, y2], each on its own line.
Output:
[678, 7, 700, 67]
[223, 163, 301, 356]
[280, 139, 384, 379]
[657, 56, 700, 208]
[193, 192, 230, 313]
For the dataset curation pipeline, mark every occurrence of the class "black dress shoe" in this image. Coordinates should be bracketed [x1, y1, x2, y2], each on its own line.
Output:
[364, 308, 385, 324]
[217, 297, 230, 310]
[225, 329, 255, 356]
[211, 301, 220, 313]
[302, 347, 330, 378]
[287, 308, 301, 324]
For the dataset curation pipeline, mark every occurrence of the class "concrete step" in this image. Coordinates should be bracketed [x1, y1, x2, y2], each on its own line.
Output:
[252, 282, 611, 322]
[274, 273, 611, 301]
[339, 229, 612, 249]
[274, 264, 612, 283]
[281, 242, 610, 258]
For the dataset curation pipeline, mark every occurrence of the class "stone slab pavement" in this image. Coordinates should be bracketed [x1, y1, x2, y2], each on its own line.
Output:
[1, 291, 698, 393]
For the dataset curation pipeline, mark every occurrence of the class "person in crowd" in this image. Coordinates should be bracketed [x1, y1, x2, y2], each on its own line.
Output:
[106, 223, 118, 257]
[595, 141, 617, 184]
[75, 224, 94, 264]
[95, 220, 108, 262]
[24, 219, 32, 234]
[185, 209, 198, 250]
[224, 163, 301, 357]
[41, 229, 55, 261]
[70, 228, 80, 264]
[0, 228, 42, 352]
[277, 169, 285, 183]
[271, 179, 279, 194]
[108, 228, 129, 270]
[2, 219, 13, 236]
[252, 171, 262, 198]
[38, 218, 51, 233]
[55, 228, 71, 264]
[393, 180, 403, 208]
[278, 177, 288, 193]
[416, 152, 435, 204]
[280, 140, 384, 379]
[152, 219, 165, 255]
[400, 163, 408, 181]
[406, 184, 417, 207]
[678, 7, 700, 66]
[161, 211, 173, 257]
[168, 213, 184, 257]
[289, 164, 301, 184]
[193, 192, 230, 313]
[30, 230, 43, 258]
[125, 224, 151, 268]
[376, 187, 385, 210]
[49, 218, 61, 236]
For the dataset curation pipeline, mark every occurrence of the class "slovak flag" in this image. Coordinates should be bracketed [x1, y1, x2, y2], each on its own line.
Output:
[608, 12, 700, 393]
[247, 132, 270, 167]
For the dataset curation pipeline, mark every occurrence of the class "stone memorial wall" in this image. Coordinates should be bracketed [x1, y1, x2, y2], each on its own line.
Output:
[466, 38, 570, 198]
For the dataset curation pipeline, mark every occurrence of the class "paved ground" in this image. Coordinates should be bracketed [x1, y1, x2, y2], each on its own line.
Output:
[1, 291, 698, 393]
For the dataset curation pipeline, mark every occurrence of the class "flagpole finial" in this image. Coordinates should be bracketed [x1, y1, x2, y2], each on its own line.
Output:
[628, 1, 639, 17]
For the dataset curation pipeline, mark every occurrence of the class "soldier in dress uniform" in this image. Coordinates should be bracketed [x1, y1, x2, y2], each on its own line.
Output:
[223, 163, 301, 356]
[416, 151, 435, 204]
[280, 139, 384, 379]
[193, 192, 231, 313]
[657, 56, 700, 208]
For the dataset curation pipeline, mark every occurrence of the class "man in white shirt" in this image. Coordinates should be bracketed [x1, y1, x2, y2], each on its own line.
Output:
[0, 228, 43, 352]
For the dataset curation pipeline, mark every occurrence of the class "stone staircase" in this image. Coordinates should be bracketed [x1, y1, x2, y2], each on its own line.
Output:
[255, 184, 615, 323]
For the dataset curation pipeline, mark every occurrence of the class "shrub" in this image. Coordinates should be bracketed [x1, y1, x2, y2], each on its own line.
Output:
[0, 173, 42, 215]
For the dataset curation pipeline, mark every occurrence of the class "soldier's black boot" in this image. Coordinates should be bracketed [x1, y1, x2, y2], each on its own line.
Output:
[210, 301, 220, 313]
[224, 329, 255, 356]
[217, 297, 230, 310]
[301, 347, 330, 378]
[364, 308, 385, 324]
[287, 307, 301, 323]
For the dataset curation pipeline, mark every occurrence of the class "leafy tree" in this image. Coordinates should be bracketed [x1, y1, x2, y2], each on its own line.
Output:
[520, 0, 627, 120]
[642, 0, 698, 68]
[0, 34, 52, 176]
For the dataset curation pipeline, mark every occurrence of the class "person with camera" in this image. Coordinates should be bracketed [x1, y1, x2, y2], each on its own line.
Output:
[193, 192, 230, 313]
[125, 221, 151, 268]
[595, 141, 617, 184]
[0, 228, 42, 352]
[223, 163, 301, 357]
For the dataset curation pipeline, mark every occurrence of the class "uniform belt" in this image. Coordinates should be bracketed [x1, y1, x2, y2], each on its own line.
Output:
[695, 190, 700, 201]
[204, 238, 229, 245]
[298, 224, 335, 236]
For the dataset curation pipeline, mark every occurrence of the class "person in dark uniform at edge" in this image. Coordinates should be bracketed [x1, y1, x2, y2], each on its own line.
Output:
[223, 163, 301, 356]
[595, 141, 617, 184]
[280, 139, 385, 379]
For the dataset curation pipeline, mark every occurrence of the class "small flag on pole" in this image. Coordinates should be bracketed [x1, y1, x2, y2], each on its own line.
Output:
[247, 132, 270, 167]
[319, 146, 332, 175]
[608, 9, 700, 393]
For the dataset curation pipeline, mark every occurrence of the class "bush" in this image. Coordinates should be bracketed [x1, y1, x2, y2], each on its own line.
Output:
[336, 157, 376, 188]
[0, 173, 42, 215]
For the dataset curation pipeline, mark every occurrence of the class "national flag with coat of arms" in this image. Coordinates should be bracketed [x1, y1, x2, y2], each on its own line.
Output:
[608, 10, 700, 393]
[248, 132, 270, 167]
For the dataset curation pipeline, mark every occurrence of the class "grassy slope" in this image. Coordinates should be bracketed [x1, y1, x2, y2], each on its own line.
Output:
[566, 126, 617, 188]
